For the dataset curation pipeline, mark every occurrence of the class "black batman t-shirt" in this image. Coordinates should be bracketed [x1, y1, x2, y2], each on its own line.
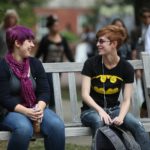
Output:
[81, 55, 134, 111]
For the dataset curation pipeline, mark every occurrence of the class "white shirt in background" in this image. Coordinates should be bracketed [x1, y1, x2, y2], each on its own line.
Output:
[145, 25, 150, 54]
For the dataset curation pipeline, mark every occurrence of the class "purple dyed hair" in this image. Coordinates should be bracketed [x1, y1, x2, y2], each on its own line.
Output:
[6, 25, 34, 52]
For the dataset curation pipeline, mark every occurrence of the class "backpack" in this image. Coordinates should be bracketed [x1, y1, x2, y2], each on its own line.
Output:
[92, 125, 141, 150]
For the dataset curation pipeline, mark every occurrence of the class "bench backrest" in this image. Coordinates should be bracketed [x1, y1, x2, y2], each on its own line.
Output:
[42, 52, 150, 125]
[141, 53, 150, 116]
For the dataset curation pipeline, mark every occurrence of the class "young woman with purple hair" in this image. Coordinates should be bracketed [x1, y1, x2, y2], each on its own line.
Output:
[0, 25, 65, 150]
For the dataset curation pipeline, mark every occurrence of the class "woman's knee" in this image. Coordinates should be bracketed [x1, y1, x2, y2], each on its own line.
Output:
[124, 113, 144, 131]
[50, 116, 65, 132]
[81, 109, 102, 127]
[42, 110, 65, 136]
[14, 121, 33, 137]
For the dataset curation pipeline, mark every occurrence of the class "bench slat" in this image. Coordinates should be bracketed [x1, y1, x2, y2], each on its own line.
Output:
[2, 119, 150, 140]
[68, 72, 80, 122]
[128, 59, 143, 69]
[141, 52, 150, 117]
[52, 73, 64, 120]
[43, 62, 84, 72]
[142, 53, 150, 89]
[65, 127, 91, 137]
[0, 131, 10, 141]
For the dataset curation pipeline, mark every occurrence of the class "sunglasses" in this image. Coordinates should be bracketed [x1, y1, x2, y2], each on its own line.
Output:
[97, 39, 111, 44]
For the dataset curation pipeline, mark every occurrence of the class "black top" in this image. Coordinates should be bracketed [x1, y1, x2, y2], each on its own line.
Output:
[36, 34, 74, 62]
[0, 57, 50, 112]
[81, 55, 134, 111]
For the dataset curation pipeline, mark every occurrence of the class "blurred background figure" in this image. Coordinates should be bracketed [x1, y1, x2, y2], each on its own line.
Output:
[111, 18, 131, 60]
[75, 24, 96, 62]
[75, 34, 92, 62]
[130, 7, 150, 117]
[35, 14, 74, 63]
[0, 9, 19, 58]
[131, 7, 150, 58]
[145, 21, 150, 54]
[35, 14, 74, 107]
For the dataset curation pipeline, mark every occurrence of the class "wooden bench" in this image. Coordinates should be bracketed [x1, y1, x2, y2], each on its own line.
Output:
[0, 52, 150, 141]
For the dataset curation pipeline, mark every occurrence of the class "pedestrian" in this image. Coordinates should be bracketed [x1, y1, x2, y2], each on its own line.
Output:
[0, 9, 19, 58]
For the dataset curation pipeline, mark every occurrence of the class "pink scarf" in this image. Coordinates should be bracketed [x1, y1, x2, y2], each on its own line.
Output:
[5, 53, 36, 108]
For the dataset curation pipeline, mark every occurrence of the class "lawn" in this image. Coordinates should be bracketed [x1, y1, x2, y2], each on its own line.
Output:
[0, 140, 90, 150]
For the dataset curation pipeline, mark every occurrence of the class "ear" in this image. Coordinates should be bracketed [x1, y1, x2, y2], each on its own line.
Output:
[14, 40, 21, 48]
[111, 41, 118, 49]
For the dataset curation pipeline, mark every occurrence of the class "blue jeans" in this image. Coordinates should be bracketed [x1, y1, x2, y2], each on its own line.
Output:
[1, 108, 65, 150]
[80, 107, 150, 150]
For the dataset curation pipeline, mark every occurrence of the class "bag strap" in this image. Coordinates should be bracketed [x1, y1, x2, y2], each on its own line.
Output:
[99, 126, 126, 150]
[111, 126, 141, 150]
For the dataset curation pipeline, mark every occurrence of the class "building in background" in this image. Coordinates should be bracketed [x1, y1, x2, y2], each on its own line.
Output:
[34, 7, 91, 41]
[34, 0, 134, 41]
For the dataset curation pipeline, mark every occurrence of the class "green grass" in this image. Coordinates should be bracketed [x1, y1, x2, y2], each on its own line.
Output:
[0, 140, 90, 150]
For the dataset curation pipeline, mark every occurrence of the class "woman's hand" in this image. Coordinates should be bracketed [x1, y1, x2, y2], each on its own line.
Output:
[25, 108, 37, 121]
[25, 107, 43, 121]
[14, 103, 44, 121]
[34, 105, 44, 122]
[112, 116, 123, 125]
[25, 106, 43, 121]
[98, 109, 112, 125]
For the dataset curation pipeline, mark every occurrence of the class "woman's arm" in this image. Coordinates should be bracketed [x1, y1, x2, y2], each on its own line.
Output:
[31, 58, 50, 104]
[81, 75, 112, 125]
[63, 37, 74, 62]
[14, 104, 43, 121]
[35, 36, 47, 59]
[113, 83, 133, 125]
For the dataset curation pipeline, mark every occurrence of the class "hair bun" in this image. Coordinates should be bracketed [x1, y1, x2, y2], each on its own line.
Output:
[46, 14, 58, 28]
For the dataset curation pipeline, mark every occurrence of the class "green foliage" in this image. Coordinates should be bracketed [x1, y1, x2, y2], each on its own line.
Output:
[17, 5, 36, 27]
[61, 31, 79, 43]
[0, 2, 36, 28]
[0, 0, 47, 6]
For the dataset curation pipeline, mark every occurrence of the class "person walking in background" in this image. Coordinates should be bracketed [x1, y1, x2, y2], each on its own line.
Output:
[131, 7, 150, 117]
[0, 25, 65, 150]
[80, 25, 150, 150]
[75, 24, 96, 62]
[111, 18, 131, 60]
[75, 34, 93, 62]
[131, 7, 150, 58]
[35, 14, 74, 107]
[35, 14, 74, 62]
[111, 18, 144, 117]
[145, 23, 150, 54]
[0, 9, 19, 58]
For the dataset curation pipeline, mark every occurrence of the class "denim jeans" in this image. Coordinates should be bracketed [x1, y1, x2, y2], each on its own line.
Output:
[1, 108, 65, 150]
[80, 107, 150, 150]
